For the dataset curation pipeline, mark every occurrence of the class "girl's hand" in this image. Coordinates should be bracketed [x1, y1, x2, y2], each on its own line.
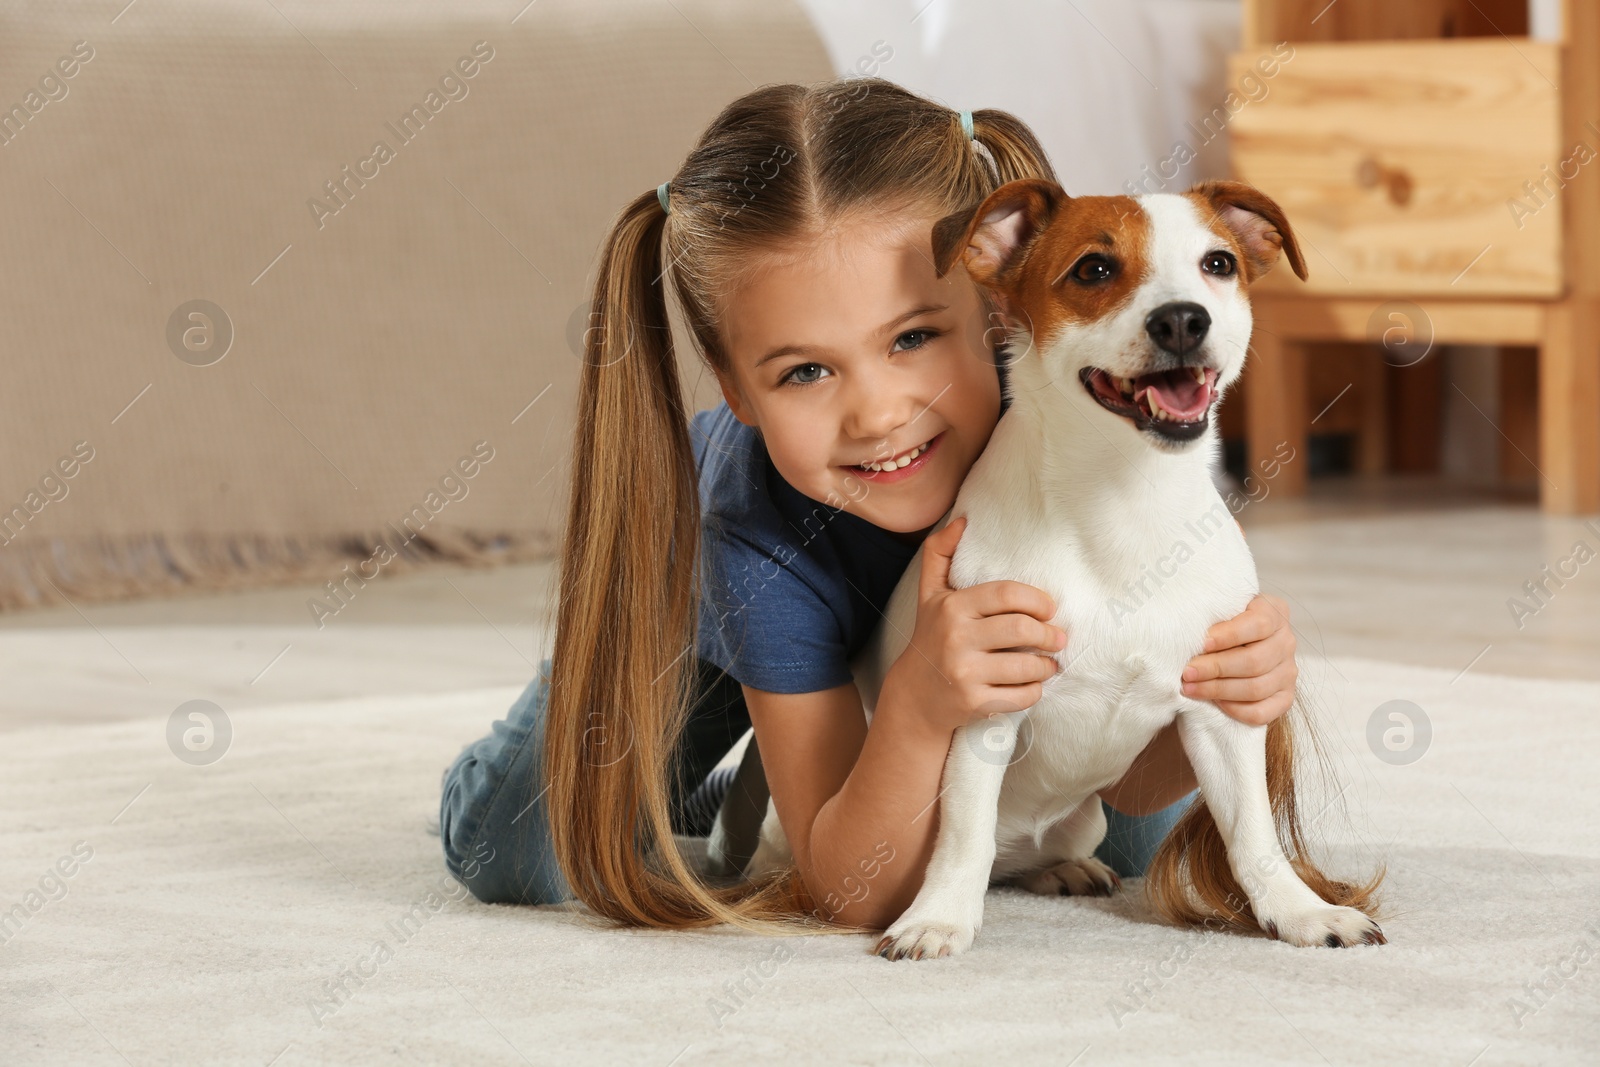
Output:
[1181, 593, 1297, 726]
[882, 516, 1066, 739]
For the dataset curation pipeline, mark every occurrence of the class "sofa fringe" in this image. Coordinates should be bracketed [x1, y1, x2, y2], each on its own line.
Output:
[0, 527, 556, 613]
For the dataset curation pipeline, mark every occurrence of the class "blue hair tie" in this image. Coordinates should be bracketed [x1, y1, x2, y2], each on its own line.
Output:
[959, 110, 974, 141]
[657, 181, 671, 215]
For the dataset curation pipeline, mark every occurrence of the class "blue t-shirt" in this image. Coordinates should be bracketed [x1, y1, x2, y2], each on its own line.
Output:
[689, 403, 921, 693]
[688, 354, 1010, 694]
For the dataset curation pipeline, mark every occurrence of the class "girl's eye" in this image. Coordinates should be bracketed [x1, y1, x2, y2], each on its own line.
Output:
[782, 362, 830, 387]
[1070, 254, 1116, 284]
[1202, 251, 1237, 276]
[893, 328, 938, 352]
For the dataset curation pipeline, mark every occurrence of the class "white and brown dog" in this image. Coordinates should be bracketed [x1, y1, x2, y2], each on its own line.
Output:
[749, 179, 1384, 958]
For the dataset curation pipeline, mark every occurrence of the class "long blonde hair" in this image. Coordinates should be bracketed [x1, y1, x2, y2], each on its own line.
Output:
[543, 78, 1058, 933]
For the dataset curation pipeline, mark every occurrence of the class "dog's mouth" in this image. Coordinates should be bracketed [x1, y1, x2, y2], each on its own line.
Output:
[1079, 365, 1218, 442]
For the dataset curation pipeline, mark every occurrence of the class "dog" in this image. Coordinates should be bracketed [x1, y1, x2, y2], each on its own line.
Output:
[747, 179, 1384, 959]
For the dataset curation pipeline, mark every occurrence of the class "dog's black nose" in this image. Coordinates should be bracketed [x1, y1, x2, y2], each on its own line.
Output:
[1145, 302, 1210, 357]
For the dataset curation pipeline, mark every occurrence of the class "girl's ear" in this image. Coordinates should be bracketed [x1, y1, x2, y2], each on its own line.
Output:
[714, 367, 756, 426]
[932, 205, 982, 279]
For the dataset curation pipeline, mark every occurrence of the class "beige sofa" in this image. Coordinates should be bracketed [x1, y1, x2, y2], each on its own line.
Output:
[0, 0, 831, 610]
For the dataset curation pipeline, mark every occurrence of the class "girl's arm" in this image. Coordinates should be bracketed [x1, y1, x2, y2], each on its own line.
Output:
[745, 516, 1064, 931]
[743, 680, 955, 931]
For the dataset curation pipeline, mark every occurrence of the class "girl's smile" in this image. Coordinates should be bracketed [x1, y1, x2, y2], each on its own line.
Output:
[713, 208, 1004, 534]
[845, 429, 944, 482]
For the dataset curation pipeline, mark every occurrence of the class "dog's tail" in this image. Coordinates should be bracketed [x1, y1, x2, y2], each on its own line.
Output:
[1143, 687, 1384, 929]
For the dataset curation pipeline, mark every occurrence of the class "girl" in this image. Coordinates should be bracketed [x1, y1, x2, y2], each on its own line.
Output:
[439, 78, 1301, 935]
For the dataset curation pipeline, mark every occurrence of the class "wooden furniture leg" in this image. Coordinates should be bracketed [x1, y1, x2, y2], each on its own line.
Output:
[1244, 324, 1308, 495]
[1387, 353, 1445, 474]
[1498, 346, 1540, 487]
[1539, 299, 1600, 514]
[1354, 346, 1389, 475]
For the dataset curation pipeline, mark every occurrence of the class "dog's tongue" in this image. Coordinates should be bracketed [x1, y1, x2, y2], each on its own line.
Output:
[1135, 369, 1210, 419]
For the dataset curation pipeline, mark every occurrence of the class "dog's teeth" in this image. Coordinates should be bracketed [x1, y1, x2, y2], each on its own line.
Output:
[1192, 366, 1206, 383]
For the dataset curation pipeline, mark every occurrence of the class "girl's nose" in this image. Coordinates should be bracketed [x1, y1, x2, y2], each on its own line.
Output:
[841, 379, 912, 445]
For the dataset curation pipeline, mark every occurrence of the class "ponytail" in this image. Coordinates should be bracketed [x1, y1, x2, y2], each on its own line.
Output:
[542, 190, 838, 935]
[968, 108, 1059, 188]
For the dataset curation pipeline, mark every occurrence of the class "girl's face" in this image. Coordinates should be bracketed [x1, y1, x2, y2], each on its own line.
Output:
[714, 208, 1004, 536]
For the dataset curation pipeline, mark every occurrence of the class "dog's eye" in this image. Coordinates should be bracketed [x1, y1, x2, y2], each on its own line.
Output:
[1202, 251, 1237, 277]
[1068, 254, 1116, 285]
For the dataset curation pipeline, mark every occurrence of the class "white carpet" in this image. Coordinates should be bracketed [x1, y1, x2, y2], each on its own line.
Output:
[2, 656, 1596, 1065]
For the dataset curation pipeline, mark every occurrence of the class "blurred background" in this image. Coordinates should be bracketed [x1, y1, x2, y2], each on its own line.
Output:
[2, 2, 1597, 1063]
[1, 0, 1592, 716]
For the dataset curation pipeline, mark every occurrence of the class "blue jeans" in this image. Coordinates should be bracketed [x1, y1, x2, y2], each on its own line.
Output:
[440, 657, 1198, 905]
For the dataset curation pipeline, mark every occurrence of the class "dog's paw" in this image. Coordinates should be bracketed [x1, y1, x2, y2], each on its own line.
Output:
[1018, 857, 1122, 898]
[1259, 905, 1385, 948]
[873, 920, 976, 961]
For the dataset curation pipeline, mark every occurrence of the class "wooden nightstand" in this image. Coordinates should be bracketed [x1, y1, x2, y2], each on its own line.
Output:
[1228, 0, 1599, 513]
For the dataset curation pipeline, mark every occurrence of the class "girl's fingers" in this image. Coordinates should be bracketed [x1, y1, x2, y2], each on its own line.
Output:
[976, 680, 1046, 716]
[960, 646, 1062, 687]
[917, 516, 966, 601]
[967, 580, 1058, 623]
[1213, 687, 1295, 727]
[975, 613, 1066, 653]
[979, 651, 1061, 686]
[1185, 634, 1282, 685]
[1199, 593, 1287, 653]
[1183, 659, 1297, 709]
[1185, 606, 1295, 681]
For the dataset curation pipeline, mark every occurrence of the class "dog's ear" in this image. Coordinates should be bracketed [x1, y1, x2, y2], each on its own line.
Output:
[1187, 180, 1308, 284]
[933, 179, 1066, 286]
[932, 205, 982, 279]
